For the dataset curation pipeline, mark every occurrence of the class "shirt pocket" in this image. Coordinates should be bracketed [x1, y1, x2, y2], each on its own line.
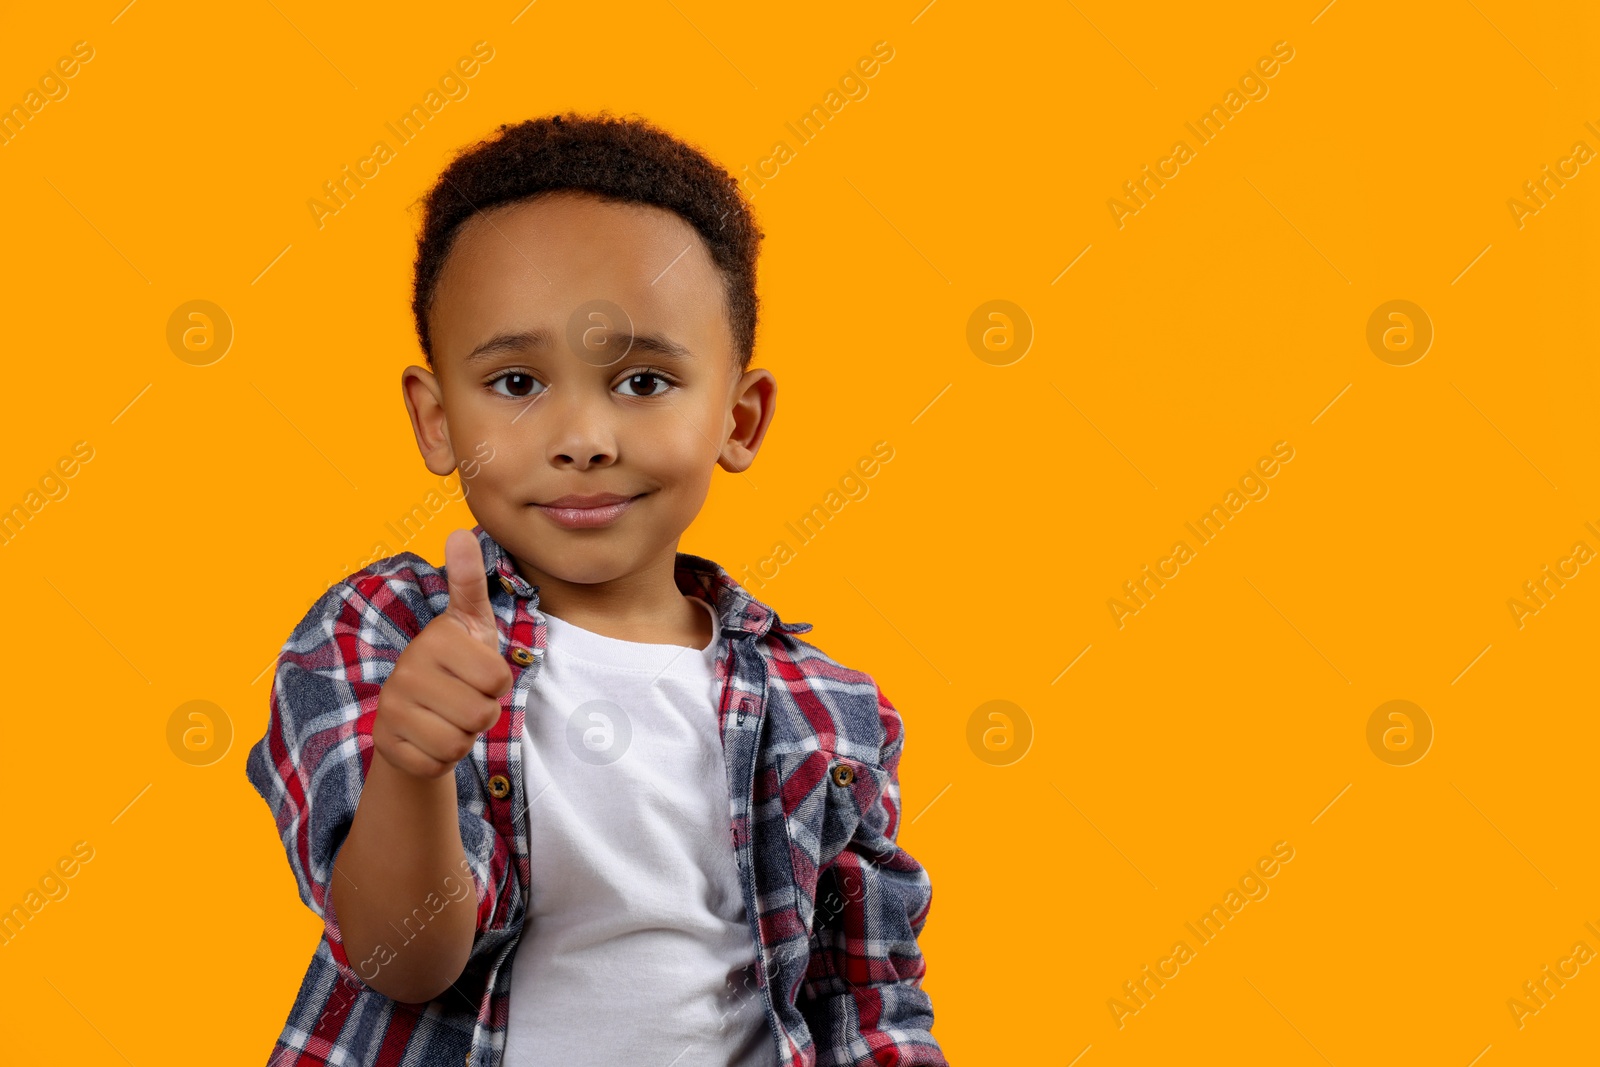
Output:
[773, 748, 888, 932]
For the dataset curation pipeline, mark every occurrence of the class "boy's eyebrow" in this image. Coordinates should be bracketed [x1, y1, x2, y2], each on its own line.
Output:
[463, 326, 694, 364]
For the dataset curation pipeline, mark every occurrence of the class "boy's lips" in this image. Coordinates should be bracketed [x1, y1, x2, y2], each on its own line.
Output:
[529, 491, 645, 529]
[537, 491, 637, 508]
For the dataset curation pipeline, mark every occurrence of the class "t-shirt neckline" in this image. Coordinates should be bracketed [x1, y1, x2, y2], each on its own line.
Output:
[538, 595, 720, 674]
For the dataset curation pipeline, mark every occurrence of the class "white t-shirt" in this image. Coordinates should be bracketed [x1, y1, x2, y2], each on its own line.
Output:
[502, 595, 777, 1067]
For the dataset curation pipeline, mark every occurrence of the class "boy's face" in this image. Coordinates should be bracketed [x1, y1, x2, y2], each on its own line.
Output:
[401, 190, 775, 588]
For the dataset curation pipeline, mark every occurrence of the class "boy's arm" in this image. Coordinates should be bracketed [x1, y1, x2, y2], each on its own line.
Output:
[244, 576, 509, 1002]
[330, 750, 477, 1003]
[796, 682, 949, 1066]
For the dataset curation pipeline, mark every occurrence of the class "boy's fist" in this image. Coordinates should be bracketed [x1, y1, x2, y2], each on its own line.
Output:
[375, 529, 515, 780]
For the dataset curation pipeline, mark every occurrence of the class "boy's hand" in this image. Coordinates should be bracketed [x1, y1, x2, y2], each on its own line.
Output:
[375, 529, 514, 780]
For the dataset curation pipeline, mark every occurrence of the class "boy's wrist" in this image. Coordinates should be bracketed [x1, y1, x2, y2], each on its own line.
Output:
[372, 738, 463, 791]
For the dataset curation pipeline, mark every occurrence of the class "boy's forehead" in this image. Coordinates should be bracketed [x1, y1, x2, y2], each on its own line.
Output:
[431, 192, 728, 364]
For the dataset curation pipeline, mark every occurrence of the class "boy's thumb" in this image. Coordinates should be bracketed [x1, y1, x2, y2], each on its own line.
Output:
[443, 529, 499, 648]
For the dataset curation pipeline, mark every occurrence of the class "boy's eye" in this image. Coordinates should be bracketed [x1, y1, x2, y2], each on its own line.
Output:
[616, 371, 673, 398]
[489, 372, 544, 399]
[487, 369, 674, 400]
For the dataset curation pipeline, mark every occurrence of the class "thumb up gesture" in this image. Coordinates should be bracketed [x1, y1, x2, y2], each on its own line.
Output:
[374, 529, 515, 780]
[440, 528, 502, 650]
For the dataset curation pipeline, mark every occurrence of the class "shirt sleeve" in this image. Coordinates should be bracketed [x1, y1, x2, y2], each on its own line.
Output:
[797, 681, 950, 1066]
[243, 572, 508, 989]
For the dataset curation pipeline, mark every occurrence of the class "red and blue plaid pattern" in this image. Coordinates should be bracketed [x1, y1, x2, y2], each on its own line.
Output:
[245, 523, 948, 1066]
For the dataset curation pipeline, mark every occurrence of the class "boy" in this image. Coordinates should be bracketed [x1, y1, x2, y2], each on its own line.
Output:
[245, 111, 947, 1067]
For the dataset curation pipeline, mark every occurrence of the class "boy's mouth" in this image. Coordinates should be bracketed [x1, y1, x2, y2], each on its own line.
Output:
[529, 491, 646, 530]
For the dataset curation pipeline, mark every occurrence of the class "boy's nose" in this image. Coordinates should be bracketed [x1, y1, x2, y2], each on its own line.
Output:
[543, 390, 620, 468]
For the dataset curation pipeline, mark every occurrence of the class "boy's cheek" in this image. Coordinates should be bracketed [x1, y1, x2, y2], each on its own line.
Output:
[455, 441, 497, 496]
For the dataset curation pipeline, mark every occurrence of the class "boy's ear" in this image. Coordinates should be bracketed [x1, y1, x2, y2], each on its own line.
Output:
[400, 365, 460, 476]
[719, 368, 777, 473]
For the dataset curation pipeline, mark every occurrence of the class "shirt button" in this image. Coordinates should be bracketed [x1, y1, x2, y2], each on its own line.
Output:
[487, 775, 511, 799]
[511, 647, 536, 666]
[830, 763, 856, 787]
[498, 575, 516, 595]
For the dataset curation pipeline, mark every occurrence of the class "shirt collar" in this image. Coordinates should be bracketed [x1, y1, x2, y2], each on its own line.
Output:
[472, 522, 813, 640]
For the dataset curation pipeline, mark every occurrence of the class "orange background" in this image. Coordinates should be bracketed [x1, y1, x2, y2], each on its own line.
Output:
[2, 1, 1597, 1063]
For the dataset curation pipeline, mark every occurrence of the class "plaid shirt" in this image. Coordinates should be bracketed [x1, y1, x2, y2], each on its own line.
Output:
[245, 523, 948, 1067]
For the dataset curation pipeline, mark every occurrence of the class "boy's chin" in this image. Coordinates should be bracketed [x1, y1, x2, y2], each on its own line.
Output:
[515, 537, 676, 587]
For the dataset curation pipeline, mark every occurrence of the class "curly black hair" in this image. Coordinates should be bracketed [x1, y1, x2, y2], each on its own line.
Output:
[409, 110, 763, 373]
